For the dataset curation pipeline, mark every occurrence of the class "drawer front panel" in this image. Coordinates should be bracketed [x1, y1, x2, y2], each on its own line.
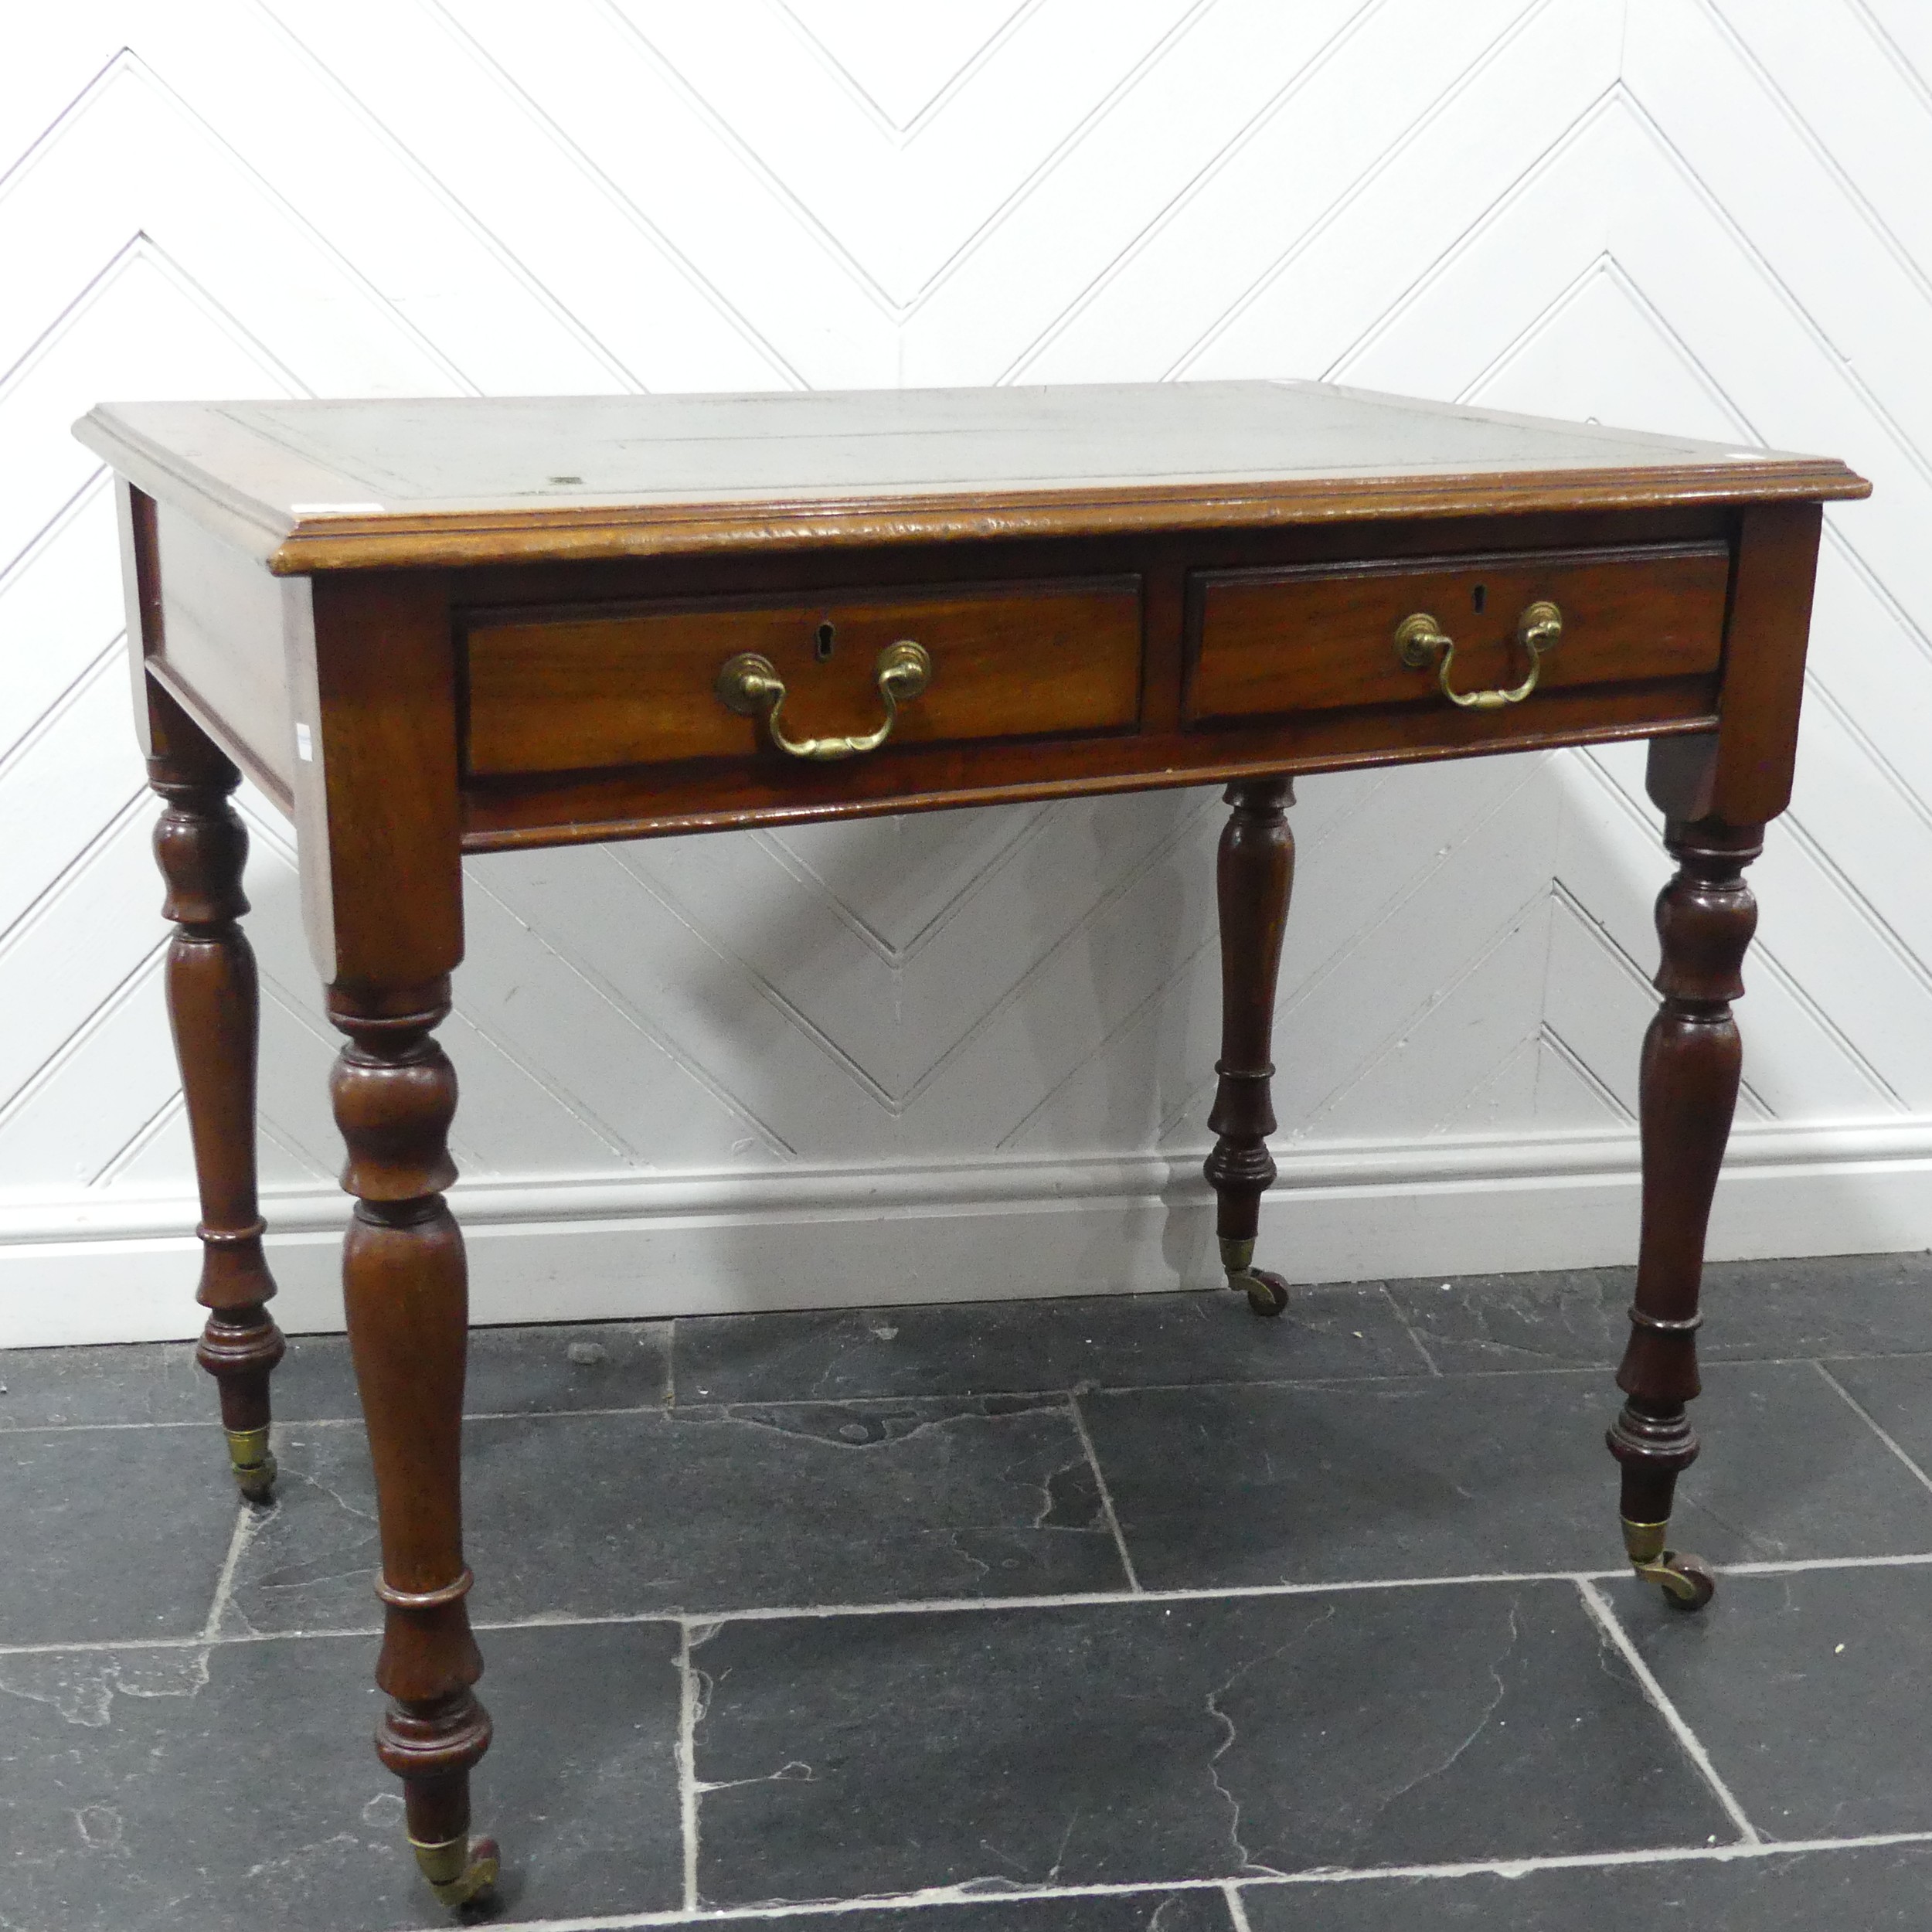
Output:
[466, 578, 1143, 778]
[1187, 543, 1730, 724]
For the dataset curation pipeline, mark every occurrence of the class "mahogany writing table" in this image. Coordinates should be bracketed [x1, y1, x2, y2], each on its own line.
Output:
[75, 382, 1869, 1911]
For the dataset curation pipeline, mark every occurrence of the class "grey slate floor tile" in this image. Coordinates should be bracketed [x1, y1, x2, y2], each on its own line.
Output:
[1606, 1563, 1932, 1842]
[1238, 1842, 1932, 1929]
[0, 1338, 206, 1430]
[0, 1318, 674, 1434]
[1388, 1253, 1932, 1374]
[720, 1895, 1233, 1932]
[0, 1621, 680, 1932]
[270, 1318, 675, 1422]
[14, 1255, 1932, 1929]
[1081, 1360, 1932, 1590]
[0, 1427, 244, 1645]
[674, 1285, 1427, 1403]
[226, 1395, 1128, 1632]
[1815, 1352, 1932, 1472]
[689, 1582, 1734, 1906]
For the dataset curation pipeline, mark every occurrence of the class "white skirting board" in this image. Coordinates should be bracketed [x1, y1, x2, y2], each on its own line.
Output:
[4, 1121, 1930, 1349]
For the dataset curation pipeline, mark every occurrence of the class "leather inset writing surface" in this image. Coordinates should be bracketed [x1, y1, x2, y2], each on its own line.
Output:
[73, 383, 1865, 573]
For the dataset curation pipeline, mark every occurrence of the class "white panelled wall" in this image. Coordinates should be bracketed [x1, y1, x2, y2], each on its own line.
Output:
[3, 2, 1930, 1345]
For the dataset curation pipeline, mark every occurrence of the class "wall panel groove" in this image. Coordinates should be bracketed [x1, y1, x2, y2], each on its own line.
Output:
[0, 2, 1922, 1342]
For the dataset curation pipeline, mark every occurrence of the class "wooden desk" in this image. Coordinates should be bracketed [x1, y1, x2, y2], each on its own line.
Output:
[77, 382, 1869, 1912]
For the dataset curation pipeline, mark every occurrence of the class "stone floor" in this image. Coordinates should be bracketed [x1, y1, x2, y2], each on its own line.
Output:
[8, 1253, 1932, 1930]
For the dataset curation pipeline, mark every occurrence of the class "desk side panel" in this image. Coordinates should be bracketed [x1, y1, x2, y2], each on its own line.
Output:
[116, 482, 168, 758]
[1648, 501, 1825, 828]
[147, 502, 301, 808]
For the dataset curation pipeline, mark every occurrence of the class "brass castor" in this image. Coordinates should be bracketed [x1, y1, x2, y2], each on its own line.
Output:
[1640, 1550, 1717, 1613]
[1219, 1240, 1290, 1318]
[413, 1832, 500, 1911]
[1624, 1519, 1716, 1612]
[224, 1426, 277, 1503]
[1237, 1268, 1291, 1318]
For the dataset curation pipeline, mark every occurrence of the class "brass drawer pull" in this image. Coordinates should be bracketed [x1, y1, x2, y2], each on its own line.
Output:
[1394, 599, 1563, 711]
[716, 639, 932, 760]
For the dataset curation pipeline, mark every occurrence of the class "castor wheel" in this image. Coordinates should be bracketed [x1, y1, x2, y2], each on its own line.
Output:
[1241, 1268, 1290, 1318]
[1637, 1550, 1717, 1613]
[1656, 1551, 1717, 1613]
[1621, 1517, 1716, 1614]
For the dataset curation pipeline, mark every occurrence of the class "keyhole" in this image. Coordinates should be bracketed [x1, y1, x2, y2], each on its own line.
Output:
[1471, 583, 1487, 614]
[815, 621, 836, 661]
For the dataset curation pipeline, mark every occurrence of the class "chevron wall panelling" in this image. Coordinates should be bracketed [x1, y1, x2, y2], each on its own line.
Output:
[3, 2, 1930, 1345]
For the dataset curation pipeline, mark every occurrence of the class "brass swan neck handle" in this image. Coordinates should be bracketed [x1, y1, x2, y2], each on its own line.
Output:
[716, 640, 932, 760]
[1395, 600, 1563, 711]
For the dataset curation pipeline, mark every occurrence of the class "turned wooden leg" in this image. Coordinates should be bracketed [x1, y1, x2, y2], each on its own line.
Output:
[149, 735, 285, 1501]
[1607, 816, 1763, 1614]
[332, 978, 497, 1911]
[1203, 777, 1296, 1318]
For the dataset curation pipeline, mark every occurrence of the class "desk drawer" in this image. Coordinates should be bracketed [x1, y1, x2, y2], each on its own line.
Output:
[464, 578, 1144, 777]
[1186, 543, 1730, 724]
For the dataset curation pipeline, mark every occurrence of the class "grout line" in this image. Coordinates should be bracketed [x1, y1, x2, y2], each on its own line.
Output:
[0, 1418, 233, 1435]
[1376, 1284, 1441, 1376]
[1721, 1551, 1932, 1577]
[0, 1624, 389, 1658]
[676, 1622, 699, 1914]
[421, 1830, 1932, 1930]
[1236, 1828, 1932, 1883]
[19, 1550, 1932, 1662]
[486, 1570, 1599, 1628]
[1812, 1362, 1932, 1499]
[466, 1877, 1249, 1932]
[0, 1369, 1578, 1434]
[199, 1500, 261, 1645]
[1575, 1578, 1761, 1846]
[1220, 1879, 1254, 1932]
[1067, 1392, 1141, 1593]
[0, 1569, 1624, 1660]
[20, 1345, 1932, 1439]
[666, 1318, 678, 1410]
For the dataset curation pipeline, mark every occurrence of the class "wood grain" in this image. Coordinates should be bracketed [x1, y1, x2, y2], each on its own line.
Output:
[332, 977, 492, 1866]
[71, 383, 1869, 575]
[1187, 542, 1730, 723]
[447, 516, 1743, 845]
[301, 573, 465, 993]
[465, 578, 1142, 777]
[117, 481, 167, 760]
[1647, 502, 1825, 828]
[143, 679, 285, 1486]
[1203, 779, 1295, 1274]
[461, 680, 1720, 849]
[151, 501, 300, 796]
[1608, 816, 1764, 1539]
